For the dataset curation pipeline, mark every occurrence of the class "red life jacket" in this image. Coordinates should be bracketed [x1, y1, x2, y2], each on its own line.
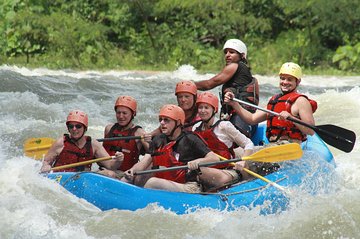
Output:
[152, 141, 186, 183]
[266, 91, 317, 142]
[103, 123, 141, 171]
[194, 120, 235, 168]
[183, 112, 201, 131]
[53, 134, 94, 172]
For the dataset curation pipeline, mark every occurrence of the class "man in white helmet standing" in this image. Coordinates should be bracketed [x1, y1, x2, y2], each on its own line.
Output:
[194, 39, 259, 138]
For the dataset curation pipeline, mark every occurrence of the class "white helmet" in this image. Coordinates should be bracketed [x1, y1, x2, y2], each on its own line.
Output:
[223, 39, 247, 58]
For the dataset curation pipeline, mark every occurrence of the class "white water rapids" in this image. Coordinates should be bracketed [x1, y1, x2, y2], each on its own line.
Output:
[0, 65, 359, 238]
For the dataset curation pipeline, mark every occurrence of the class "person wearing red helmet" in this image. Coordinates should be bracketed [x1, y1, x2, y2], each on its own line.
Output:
[193, 92, 254, 183]
[103, 96, 150, 173]
[175, 80, 201, 129]
[150, 80, 201, 136]
[40, 110, 123, 174]
[194, 39, 259, 138]
[123, 104, 221, 193]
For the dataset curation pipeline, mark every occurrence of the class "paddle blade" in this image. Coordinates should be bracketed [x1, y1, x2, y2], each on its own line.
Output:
[24, 137, 55, 160]
[242, 143, 303, 163]
[315, 124, 356, 153]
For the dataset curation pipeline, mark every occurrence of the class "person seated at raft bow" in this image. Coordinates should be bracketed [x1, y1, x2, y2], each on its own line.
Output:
[224, 62, 317, 146]
[192, 91, 254, 183]
[194, 39, 259, 138]
[102, 96, 150, 177]
[150, 80, 200, 136]
[122, 104, 250, 192]
[40, 110, 123, 176]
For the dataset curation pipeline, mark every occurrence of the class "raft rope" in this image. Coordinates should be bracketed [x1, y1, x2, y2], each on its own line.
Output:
[197, 176, 288, 202]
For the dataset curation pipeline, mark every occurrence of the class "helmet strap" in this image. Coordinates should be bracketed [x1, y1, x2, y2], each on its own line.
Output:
[202, 111, 216, 126]
[169, 121, 182, 139]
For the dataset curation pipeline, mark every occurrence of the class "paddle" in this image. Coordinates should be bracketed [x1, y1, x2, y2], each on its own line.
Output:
[215, 153, 286, 191]
[232, 98, 356, 153]
[134, 143, 302, 176]
[24, 136, 143, 160]
[50, 156, 114, 171]
[24, 137, 56, 159]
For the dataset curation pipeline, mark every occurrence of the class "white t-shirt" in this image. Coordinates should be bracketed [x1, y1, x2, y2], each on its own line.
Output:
[192, 119, 254, 150]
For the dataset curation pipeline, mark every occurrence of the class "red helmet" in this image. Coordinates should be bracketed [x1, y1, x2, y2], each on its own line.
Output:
[175, 80, 197, 96]
[159, 104, 185, 125]
[196, 92, 219, 113]
[114, 96, 137, 116]
[66, 110, 88, 128]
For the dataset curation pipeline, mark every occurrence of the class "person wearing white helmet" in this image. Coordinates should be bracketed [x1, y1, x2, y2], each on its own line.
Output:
[224, 62, 317, 144]
[194, 39, 259, 138]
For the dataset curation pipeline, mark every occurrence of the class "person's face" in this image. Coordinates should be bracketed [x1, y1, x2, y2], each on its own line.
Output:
[159, 116, 176, 135]
[176, 92, 195, 111]
[279, 74, 299, 93]
[224, 48, 241, 65]
[67, 121, 85, 139]
[115, 106, 133, 126]
[197, 103, 214, 121]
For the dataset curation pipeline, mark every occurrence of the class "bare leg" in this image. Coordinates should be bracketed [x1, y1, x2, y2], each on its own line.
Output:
[144, 177, 186, 192]
[198, 168, 236, 188]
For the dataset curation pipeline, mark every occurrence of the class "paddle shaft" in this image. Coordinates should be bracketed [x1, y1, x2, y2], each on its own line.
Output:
[134, 158, 243, 175]
[97, 135, 143, 142]
[232, 98, 355, 152]
[51, 156, 114, 171]
[135, 143, 302, 175]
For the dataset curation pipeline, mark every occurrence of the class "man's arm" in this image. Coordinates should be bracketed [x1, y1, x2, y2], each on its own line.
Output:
[40, 137, 63, 172]
[195, 63, 238, 90]
[292, 96, 315, 135]
[93, 139, 123, 170]
[224, 92, 267, 124]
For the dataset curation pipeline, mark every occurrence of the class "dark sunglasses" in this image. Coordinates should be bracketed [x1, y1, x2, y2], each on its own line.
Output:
[159, 117, 171, 123]
[67, 124, 83, 130]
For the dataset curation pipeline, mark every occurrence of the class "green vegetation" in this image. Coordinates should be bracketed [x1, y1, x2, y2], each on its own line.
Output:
[1, 0, 359, 74]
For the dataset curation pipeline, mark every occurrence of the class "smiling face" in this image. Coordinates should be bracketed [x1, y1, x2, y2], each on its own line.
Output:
[176, 92, 195, 112]
[197, 103, 214, 122]
[67, 121, 85, 140]
[115, 106, 133, 126]
[279, 74, 300, 93]
[224, 48, 241, 65]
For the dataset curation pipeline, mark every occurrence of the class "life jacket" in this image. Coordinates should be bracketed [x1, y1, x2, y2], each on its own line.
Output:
[194, 120, 235, 168]
[103, 123, 141, 171]
[266, 91, 318, 142]
[152, 140, 186, 183]
[53, 134, 94, 172]
[222, 62, 259, 112]
[183, 111, 201, 131]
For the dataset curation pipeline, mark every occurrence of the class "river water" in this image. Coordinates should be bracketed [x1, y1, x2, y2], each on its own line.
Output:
[0, 65, 359, 238]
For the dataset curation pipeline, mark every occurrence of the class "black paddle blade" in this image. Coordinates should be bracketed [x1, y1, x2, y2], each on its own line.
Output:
[316, 124, 356, 153]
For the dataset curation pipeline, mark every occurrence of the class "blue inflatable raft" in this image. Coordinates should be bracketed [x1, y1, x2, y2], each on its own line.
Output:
[47, 124, 335, 214]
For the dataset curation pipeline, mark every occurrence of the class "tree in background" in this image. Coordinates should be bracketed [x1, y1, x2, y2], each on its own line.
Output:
[0, 0, 359, 73]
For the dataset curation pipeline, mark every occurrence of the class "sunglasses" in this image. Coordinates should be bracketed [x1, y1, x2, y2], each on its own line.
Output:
[159, 117, 171, 123]
[67, 124, 83, 130]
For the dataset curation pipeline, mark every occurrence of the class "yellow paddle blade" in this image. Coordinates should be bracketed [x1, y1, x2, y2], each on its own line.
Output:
[217, 143, 302, 163]
[243, 143, 303, 163]
[24, 137, 55, 160]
